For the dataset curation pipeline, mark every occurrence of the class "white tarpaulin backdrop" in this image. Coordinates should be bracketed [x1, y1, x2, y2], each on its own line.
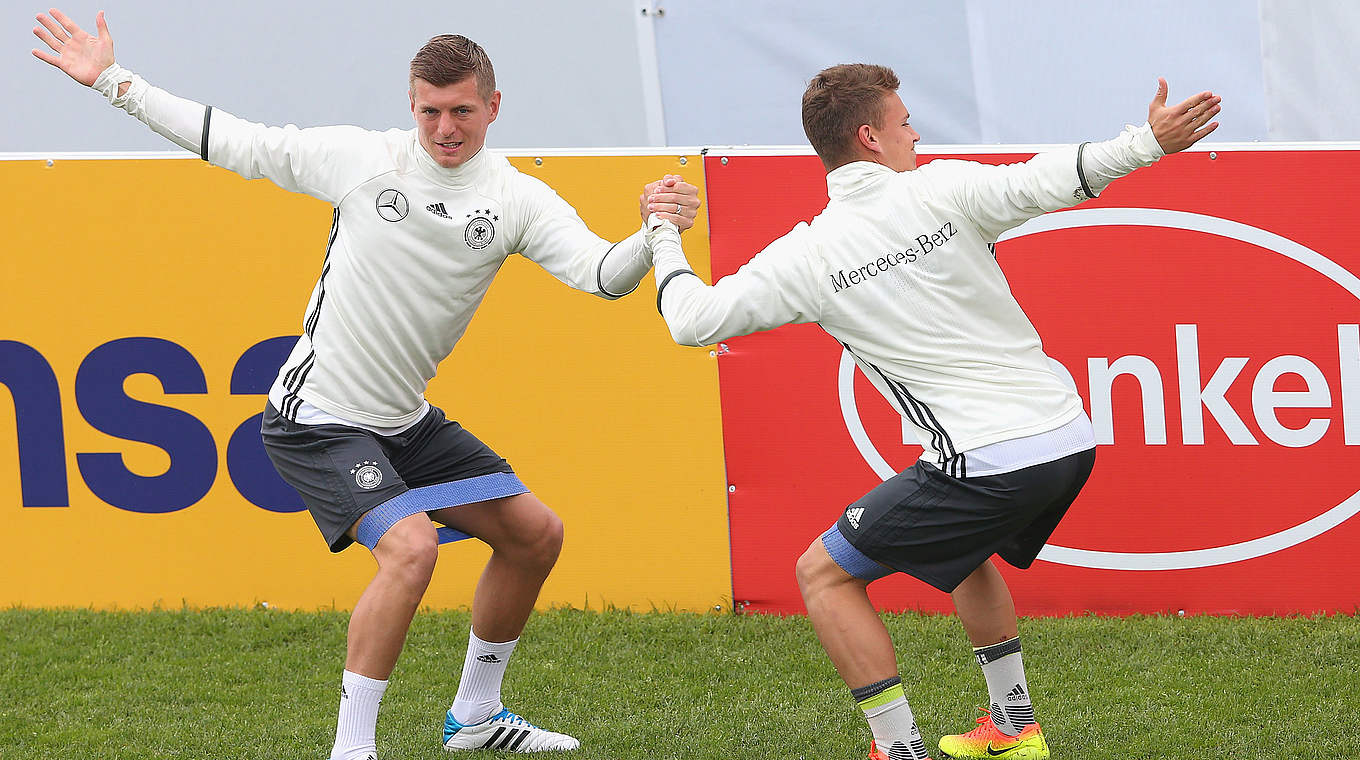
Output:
[6, 0, 1359, 152]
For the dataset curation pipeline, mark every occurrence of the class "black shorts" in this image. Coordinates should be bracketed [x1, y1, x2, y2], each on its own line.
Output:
[825, 448, 1096, 592]
[260, 402, 520, 552]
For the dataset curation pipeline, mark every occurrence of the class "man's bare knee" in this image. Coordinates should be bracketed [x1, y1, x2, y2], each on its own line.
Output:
[538, 509, 564, 559]
[796, 538, 843, 597]
[517, 506, 563, 570]
[373, 515, 439, 588]
[479, 497, 563, 571]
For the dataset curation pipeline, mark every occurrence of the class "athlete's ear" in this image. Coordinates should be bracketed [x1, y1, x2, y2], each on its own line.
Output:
[856, 123, 880, 155]
[487, 90, 501, 124]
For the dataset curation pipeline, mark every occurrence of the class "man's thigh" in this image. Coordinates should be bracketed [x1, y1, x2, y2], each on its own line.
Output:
[261, 402, 410, 553]
[429, 492, 558, 551]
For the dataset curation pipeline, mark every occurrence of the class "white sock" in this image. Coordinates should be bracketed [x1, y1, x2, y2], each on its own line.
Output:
[974, 637, 1035, 736]
[854, 678, 929, 760]
[450, 628, 519, 725]
[331, 670, 387, 760]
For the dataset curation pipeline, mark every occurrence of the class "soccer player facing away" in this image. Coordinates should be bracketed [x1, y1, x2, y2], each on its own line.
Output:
[34, 9, 700, 759]
[644, 65, 1219, 760]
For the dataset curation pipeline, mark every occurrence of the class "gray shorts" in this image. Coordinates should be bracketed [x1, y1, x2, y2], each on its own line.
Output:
[260, 402, 521, 552]
[824, 448, 1096, 592]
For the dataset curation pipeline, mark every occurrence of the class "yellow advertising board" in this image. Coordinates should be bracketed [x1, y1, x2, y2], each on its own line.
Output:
[0, 154, 730, 611]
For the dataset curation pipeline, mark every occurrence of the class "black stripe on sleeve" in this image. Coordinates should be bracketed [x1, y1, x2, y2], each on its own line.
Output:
[199, 105, 214, 162]
[1076, 141, 1096, 199]
[656, 269, 699, 314]
[596, 241, 638, 299]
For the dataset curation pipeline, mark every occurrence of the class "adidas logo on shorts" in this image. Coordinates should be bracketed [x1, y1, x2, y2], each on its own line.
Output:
[846, 506, 864, 530]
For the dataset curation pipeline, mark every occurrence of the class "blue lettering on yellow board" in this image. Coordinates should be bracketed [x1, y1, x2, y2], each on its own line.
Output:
[226, 336, 305, 513]
[1, 335, 303, 514]
[75, 338, 217, 514]
[0, 340, 67, 507]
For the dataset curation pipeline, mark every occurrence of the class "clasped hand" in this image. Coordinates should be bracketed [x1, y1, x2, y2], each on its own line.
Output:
[639, 175, 699, 231]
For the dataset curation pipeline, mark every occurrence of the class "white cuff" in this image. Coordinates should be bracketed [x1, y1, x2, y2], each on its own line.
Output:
[91, 63, 208, 156]
[1079, 122, 1165, 197]
[1133, 121, 1167, 160]
[92, 62, 144, 110]
[645, 213, 686, 277]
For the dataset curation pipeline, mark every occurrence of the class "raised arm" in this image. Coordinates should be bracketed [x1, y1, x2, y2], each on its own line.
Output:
[31, 8, 377, 204]
[1074, 78, 1221, 198]
[1147, 77, 1221, 153]
[32, 8, 201, 154]
[32, 9, 112, 88]
[941, 78, 1222, 242]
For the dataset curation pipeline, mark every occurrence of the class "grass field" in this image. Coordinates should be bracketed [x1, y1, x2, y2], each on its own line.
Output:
[2, 607, 1355, 759]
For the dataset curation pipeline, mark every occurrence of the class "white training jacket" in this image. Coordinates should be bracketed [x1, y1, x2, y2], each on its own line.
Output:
[649, 126, 1165, 475]
[92, 63, 651, 430]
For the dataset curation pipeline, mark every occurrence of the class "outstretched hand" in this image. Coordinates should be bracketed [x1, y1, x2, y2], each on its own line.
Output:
[32, 8, 114, 87]
[1148, 77, 1221, 154]
[639, 175, 700, 232]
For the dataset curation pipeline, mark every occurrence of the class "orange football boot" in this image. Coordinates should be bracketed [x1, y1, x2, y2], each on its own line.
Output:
[937, 710, 1048, 759]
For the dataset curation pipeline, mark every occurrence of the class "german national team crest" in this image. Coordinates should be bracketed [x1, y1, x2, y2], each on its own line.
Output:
[351, 461, 383, 490]
[464, 209, 497, 249]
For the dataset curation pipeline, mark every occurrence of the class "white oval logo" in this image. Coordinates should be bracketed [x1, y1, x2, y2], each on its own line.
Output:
[464, 212, 495, 250]
[354, 465, 383, 490]
[839, 208, 1360, 571]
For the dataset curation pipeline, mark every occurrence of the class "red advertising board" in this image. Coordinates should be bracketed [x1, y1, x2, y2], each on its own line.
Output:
[705, 149, 1360, 616]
